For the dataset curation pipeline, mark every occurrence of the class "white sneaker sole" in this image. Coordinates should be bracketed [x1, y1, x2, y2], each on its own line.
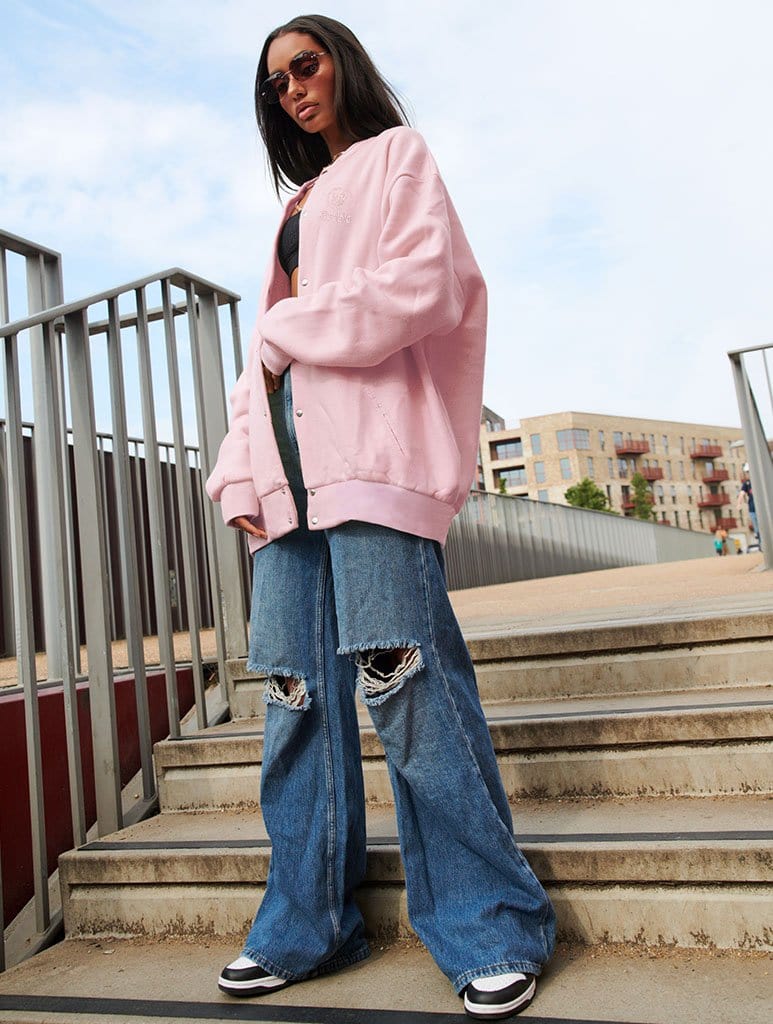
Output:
[217, 974, 288, 995]
[464, 976, 536, 1018]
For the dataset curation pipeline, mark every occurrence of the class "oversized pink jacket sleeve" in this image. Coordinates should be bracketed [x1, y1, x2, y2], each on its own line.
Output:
[204, 331, 261, 525]
[259, 147, 465, 372]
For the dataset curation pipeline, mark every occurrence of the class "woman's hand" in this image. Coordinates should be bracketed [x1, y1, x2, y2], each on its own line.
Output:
[262, 361, 281, 394]
[232, 516, 268, 540]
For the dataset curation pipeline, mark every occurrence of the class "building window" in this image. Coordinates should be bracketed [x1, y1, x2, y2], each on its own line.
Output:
[530, 433, 542, 455]
[557, 428, 591, 451]
[613, 431, 623, 448]
[650, 434, 656, 451]
[661, 511, 668, 523]
[671, 485, 677, 504]
[537, 489, 549, 502]
[666, 461, 672, 480]
[499, 468, 527, 488]
[680, 436, 685, 455]
[679, 461, 685, 480]
[687, 509, 692, 529]
[535, 461, 546, 483]
[687, 485, 693, 503]
[608, 458, 615, 478]
[662, 435, 669, 454]
[617, 459, 628, 478]
[560, 457, 572, 480]
[598, 430, 605, 450]
[587, 456, 594, 478]
[674, 510, 680, 527]
[656, 484, 665, 504]
[606, 484, 613, 505]
[493, 440, 523, 460]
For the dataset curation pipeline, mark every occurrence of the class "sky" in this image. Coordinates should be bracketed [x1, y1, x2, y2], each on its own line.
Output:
[3, 0, 773, 434]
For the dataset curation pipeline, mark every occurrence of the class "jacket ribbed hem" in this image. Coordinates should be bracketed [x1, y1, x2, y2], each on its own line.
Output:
[305, 479, 456, 544]
[247, 479, 457, 553]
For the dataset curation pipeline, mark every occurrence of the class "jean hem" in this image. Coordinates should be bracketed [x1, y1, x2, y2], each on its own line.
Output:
[240, 941, 371, 983]
[309, 940, 372, 978]
[453, 960, 545, 995]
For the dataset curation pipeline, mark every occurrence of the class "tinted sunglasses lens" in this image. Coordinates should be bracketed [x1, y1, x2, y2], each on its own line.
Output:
[260, 53, 322, 104]
[292, 53, 320, 79]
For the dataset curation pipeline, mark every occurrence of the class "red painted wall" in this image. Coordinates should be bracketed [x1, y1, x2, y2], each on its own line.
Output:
[0, 669, 194, 926]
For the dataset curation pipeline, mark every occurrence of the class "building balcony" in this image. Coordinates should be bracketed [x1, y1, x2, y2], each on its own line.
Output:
[716, 516, 738, 529]
[690, 445, 723, 459]
[615, 440, 650, 455]
[622, 495, 654, 510]
[640, 467, 664, 481]
[698, 493, 731, 508]
[703, 469, 730, 483]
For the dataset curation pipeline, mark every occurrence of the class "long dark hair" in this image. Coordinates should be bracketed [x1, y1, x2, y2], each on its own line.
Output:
[256, 14, 410, 194]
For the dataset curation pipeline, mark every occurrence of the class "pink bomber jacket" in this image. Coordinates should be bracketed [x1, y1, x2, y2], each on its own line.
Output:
[206, 126, 487, 553]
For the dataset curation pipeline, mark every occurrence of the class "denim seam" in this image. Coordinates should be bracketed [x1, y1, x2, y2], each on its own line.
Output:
[454, 960, 544, 994]
[316, 542, 341, 947]
[420, 538, 526, 859]
[418, 540, 552, 967]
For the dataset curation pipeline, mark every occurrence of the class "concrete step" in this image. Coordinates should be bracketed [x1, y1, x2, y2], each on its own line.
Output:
[1, 936, 770, 1024]
[58, 796, 773, 951]
[155, 687, 773, 811]
[225, 611, 773, 718]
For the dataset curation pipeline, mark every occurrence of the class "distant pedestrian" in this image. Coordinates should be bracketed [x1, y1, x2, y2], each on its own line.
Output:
[714, 532, 724, 556]
[716, 526, 728, 555]
[737, 464, 760, 545]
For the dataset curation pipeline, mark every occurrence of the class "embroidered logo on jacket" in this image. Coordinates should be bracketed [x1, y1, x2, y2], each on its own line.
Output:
[320, 187, 351, 224]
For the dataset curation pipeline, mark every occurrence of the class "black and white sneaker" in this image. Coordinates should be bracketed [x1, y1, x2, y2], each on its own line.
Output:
[218, 956, 289, 997]
[464, 972, 536, 1019]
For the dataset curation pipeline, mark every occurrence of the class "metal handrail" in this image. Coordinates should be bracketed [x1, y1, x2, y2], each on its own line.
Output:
[728, 342, 773, 570]
[1, 253, 249, 970]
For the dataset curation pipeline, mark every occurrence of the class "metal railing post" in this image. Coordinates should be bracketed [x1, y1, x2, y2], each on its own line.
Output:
[40, 320, 86, 847]
[105, 297, 154, 799]
[2, 328, 50, 928]
[188, 288, 248, 662]
[27, 252, 65, 676]
[65, 307, 123, 835]
[134, 286, 180, 737]
[160, 279, 207, 727]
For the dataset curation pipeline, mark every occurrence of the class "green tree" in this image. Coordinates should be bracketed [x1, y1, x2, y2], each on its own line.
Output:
[630, 472, 656, 520]
[564, 477, 611, 511]
[498, 476, 508, 495]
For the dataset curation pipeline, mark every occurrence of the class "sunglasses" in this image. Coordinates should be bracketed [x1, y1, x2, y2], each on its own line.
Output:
[260, 50, 328, 104]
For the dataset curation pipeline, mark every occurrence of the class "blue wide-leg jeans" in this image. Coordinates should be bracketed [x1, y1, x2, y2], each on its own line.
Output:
[242, 370, 556, 994]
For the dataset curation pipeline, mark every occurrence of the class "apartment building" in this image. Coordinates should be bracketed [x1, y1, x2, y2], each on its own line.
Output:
[478, 407, 748, 533]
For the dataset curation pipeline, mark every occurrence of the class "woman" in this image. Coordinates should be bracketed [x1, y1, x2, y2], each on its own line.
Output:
[206, 15, 555, 1019]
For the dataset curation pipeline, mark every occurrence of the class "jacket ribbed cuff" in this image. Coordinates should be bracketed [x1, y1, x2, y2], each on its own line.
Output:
[219, 480, 261, 526]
